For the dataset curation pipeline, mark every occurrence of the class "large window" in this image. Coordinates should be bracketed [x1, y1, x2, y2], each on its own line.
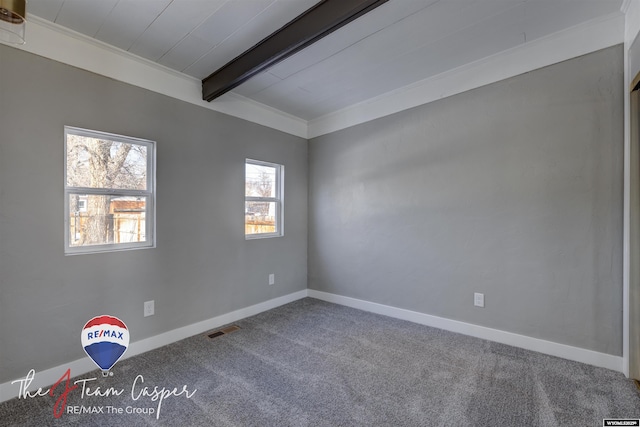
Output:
[64, 126, 155, 254]
[245, 159, 283, 238]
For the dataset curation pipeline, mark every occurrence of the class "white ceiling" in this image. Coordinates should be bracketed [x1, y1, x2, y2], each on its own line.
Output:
[26, 0, 624, 122]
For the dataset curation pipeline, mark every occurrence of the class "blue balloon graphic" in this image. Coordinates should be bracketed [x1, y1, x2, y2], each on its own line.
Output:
[81, 315, 129, 374]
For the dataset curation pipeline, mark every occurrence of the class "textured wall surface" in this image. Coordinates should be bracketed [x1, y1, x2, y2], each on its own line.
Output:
[309, 46, 624, 355]
[0, 45, 308, 383]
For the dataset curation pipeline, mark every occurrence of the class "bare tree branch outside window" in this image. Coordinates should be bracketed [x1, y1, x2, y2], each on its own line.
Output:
[65, 127, 154, 253]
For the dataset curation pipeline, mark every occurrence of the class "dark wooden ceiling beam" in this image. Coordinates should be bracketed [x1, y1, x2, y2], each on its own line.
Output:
[202, 0, 388, 102]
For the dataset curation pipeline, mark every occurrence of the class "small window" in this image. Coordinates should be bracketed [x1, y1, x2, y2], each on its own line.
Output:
[64, 126, 155, 254]
[245, 159, 283, 238]
[76, 198, 87, 212]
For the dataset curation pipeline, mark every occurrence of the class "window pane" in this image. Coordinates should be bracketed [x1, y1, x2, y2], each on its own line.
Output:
[66, 134, 148, 190]
[245, 201, 277, 235]
[69, 195, 147, 247]
[245, 163, 276, 198]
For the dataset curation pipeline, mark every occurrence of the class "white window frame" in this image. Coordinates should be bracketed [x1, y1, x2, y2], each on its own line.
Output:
[245, 159, 284, 239]
[64, 126, 156, 255]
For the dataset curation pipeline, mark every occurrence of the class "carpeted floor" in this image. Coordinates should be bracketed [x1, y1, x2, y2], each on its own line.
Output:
[1, 298, 639, 426]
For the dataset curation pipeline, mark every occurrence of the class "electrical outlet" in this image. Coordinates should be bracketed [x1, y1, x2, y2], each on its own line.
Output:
[268, 274, 275, 285]
[474, 293, 485, 308]
[144, 300, 155, 317]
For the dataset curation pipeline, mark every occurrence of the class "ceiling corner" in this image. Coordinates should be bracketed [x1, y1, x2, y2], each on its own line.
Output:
[4, 14, 308, 139]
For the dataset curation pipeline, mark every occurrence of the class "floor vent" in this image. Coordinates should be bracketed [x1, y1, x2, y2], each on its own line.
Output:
[208, 325, 240, 339]
[220, 325, 241, 334]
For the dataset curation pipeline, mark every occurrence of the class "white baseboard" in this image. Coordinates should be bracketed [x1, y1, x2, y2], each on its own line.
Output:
[1, 288, 622, 403]
[0, 289, 308, 403]
[307, 290, 623, 373]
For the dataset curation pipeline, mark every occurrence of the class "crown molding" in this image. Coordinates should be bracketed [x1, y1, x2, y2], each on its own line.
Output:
[1, 15, 308, 139]
[2, 11, 625, 141]
[624, 0, 640, 44]
[308, 11, 625, 138]
[217, 92, 308, 137]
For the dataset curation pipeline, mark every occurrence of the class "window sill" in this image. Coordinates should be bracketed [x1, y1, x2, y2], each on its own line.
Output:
[245, 233, 283, 240]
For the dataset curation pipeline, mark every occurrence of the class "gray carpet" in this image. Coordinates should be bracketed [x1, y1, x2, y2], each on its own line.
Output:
[1, 298, 639, 426]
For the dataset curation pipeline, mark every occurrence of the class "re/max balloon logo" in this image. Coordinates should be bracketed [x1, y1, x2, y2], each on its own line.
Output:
[10, 315, 197, 420]
[81, 315, 130, 375]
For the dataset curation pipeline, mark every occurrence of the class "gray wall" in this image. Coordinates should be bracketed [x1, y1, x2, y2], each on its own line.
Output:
[0, 45, 307, 383]
[309, 46, 624, 355]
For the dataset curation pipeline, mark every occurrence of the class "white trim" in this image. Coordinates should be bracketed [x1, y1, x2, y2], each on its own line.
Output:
[1, 287, 623, 403]
[308, 290, 623, 373]
[2, 16, 307, 139]
[0, 12, 623, 140]
[623, 48, 630, 378]
[214, 92, 308, 138]
[63, 126, 156, 255]
[244, 158, 285, 239]
[308, 12, 624, 138]
[625, 0, 640, 45]
[0, 289, 308, 403]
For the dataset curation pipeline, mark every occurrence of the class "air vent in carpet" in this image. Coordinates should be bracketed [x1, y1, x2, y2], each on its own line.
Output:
[207, 325, 240, 339]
